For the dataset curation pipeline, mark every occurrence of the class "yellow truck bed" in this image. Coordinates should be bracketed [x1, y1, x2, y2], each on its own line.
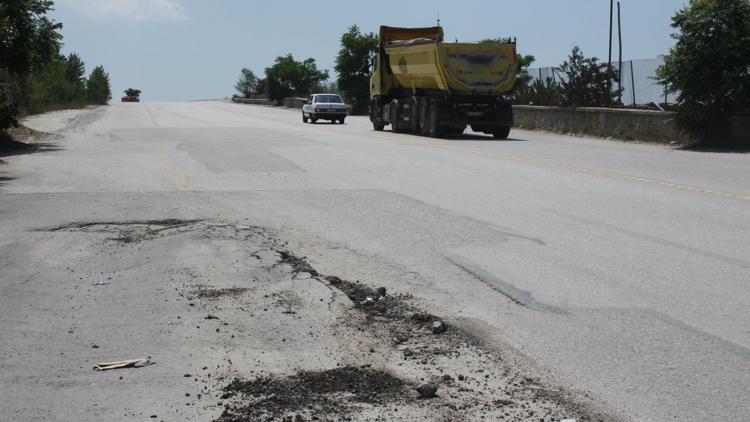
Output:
[385, 40, 517, 95]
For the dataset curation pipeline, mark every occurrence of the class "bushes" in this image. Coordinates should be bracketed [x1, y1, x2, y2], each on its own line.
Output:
[657, 0, 750, 147]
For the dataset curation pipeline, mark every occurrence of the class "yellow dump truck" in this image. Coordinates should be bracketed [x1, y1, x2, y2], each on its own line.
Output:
[370, 26, 518, 138]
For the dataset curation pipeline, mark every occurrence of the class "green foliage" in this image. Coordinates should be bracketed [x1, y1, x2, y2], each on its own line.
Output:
[521, 77, 562, 106]
[317, 80, 338, 95]
[124, 88, 141, 97]
[264, 54, 329, 104]
[64, 53, 86, 87]
[86, 66, 111, 105]
[511, 54, 537, 103]
[1, 0, 63, 130]
[559, 46, 620, 107]
[0, 0, 62, 75]
[234, 68, 264, 98]
[656, 0, 750, 144]
[335, 25, 378, 114]
[24, 55, 84, 113]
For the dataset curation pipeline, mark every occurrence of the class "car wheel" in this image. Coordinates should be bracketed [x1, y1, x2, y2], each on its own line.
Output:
[302, 113, 308, 123]
[373, 122, 385, 131]
[311, 118, 317, 124]
[492, 126, 511, 140]
[339, 118, 345, 124]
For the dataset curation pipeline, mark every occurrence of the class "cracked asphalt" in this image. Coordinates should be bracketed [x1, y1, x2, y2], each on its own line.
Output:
[1, 102, 749, 421]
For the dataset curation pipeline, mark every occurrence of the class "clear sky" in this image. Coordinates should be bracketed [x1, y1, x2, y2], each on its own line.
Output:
[51, 0, 690, 101]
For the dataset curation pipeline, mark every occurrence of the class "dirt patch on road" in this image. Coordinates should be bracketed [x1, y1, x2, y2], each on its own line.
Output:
[218, 366, 409, 421]
[192, 286, 250, 300]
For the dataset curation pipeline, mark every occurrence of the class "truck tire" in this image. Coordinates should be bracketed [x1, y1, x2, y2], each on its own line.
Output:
[410, 97, 420, 132]
[418, 97, 429, 133]
[493, 126, 511, 140]
[390, 100, 405, 133]
[370, 99, 386, 130]
[426, 101, 443, 138]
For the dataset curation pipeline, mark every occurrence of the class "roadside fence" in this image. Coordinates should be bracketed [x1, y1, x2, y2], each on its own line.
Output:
[528, 57, 670, 107]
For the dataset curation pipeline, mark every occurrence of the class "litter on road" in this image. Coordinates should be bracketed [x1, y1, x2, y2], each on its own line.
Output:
[93, 357, 155, 371]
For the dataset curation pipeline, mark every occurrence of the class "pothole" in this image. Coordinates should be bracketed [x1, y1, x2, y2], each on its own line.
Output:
[192, 286, 249, 300]
[44, 220, 266, 244]
[217, 366, 410, 421]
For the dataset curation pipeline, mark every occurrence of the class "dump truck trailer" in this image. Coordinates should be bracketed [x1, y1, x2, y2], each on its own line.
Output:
[369, 26, 518, 138]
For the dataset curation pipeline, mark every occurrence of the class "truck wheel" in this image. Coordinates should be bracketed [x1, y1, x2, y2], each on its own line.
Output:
[426, 101, 443, 138]
[410, 97, 420, 132]
[418, 98, 429, 133]
[390, 100, 404, 133]
[493, 126, 511, 140]
[373, 122, 385, 131]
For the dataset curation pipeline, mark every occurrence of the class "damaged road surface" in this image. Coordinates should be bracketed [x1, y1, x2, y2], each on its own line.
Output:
[3, 217, 597, 420]
[3, 103, 750, 421]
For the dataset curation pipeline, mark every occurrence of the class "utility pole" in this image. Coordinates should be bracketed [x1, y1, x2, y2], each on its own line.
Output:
[608, 0, 614, 106]
[617, 1, 623, 105]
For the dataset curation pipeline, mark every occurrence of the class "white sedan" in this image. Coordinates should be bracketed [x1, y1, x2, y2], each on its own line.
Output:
[302, 94, 347, 124]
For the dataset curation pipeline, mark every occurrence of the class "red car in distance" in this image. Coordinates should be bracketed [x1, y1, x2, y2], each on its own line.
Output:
[121, 95, 140, 102]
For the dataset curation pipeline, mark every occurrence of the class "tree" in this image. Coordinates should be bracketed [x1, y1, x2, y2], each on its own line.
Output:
[0, 0, 62, 75]
[559, 46, 620, 107]
[264, 54, 328, 104]
[335, 25, 378, 114]
[234, 68, 263, 98]
[124, 88, 141, 97]
[656, 0, 750, 145]
[86, 66, 111, 105]
[0, 0, 62, 130]
[64, 53, 86, 86]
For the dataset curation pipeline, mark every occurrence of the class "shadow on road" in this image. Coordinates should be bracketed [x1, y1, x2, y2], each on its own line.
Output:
[443, 133, 528, 142]
[677, 145, 749, 154]
[377, 129, 528, 142]
[0, 175, 16, 186]
[0, 139, 62, 158]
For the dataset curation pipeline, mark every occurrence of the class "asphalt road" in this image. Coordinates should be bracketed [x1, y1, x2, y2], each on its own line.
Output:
[2, 101, 749, 421]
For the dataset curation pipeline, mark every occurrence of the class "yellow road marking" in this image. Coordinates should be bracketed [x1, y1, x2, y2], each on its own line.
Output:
[162, 153, 188, 190]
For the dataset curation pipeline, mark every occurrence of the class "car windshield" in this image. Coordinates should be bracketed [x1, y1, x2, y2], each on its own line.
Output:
[315, 95, 343, 104]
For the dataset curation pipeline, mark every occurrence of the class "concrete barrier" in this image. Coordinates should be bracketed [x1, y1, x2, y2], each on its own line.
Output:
[513, 105, 692, 145]
[231, 97, 273, 106]
[283, 97, 307, 109]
